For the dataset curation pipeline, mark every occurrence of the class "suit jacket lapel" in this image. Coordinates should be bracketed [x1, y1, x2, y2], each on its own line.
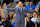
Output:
[18, 7, 23, 14]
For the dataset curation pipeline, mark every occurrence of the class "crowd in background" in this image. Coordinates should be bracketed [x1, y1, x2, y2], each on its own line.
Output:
[0, 0, 40, 27]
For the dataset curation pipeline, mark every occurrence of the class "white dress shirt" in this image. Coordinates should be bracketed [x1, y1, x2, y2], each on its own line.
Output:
[31, 17, 37, 24]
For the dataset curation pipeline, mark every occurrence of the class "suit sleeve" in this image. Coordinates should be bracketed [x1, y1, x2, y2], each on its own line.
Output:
[25, 8, 35, 13]
[24, 8, 29, 13]
[7, 8, 16, 11]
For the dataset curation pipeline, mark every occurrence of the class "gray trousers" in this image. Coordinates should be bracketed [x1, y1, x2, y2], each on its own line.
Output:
[15, 18, 25, 27]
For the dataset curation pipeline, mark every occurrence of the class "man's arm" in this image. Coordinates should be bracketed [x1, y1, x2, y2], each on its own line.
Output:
[23, 7, 28, 12]
[1, 9, 4, 18]
[7, 8, 16, 11]
[24, 8, 35, 13]
[0, 6, 5, 18]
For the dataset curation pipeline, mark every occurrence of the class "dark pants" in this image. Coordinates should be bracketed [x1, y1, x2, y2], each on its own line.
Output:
[37, 24, 40, 27]
[26, 21, 35, 27]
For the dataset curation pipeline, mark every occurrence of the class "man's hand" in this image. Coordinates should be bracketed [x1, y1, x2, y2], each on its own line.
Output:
[35, 8, 39, 12]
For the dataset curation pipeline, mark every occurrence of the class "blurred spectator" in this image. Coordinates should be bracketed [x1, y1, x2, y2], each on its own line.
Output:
[23, 1, 29, 17]
[31, 12, 37, 24]
[33, 0, 37, 5]
[7, 2, 15, 22]
[2, 17, 12, 27]
[0, 6, 4, 27]
[2, 3, 8, 17]
[37, 13, 40, 27]
[12, 14, 16, 27]
[27, 13, 31, 18]
[23, 4, 26, 7]
[26, 1, 39, 13]
[16, 1, 20, 8]
[1, 3, 12, 27]
[36, 0, 40, 8]
[12, 14, 16, 24]
[31, 12, 38, 27]
[7, 2, 15, 16]
[9, 13, 13, 23]
[7, 2, 12, 8]
[24, 1, 29, 6]
[0, 6, 4, 18]
[23, 4, 27, 17]
[26, 13, 35, 27]
[14, 0, 19, 5]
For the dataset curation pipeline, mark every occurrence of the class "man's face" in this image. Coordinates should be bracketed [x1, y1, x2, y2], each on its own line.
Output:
[18, 2, 23, 8]
[30, 2, 33, 5]
[3, 3, 7, 9]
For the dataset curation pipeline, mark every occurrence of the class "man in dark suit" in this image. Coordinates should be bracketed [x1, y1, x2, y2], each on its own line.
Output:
[7, 2, 27, 27]
[7, 2, 37, 27]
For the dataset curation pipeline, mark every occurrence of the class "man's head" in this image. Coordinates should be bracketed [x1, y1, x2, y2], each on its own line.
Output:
[18, 2, 23, 8]
[25, 1, 29, 6]
[3, 3, 7, 9]
[9, 2, 12, 5]
[27, 13, 31, 18]
[29, 1, 33, 6]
